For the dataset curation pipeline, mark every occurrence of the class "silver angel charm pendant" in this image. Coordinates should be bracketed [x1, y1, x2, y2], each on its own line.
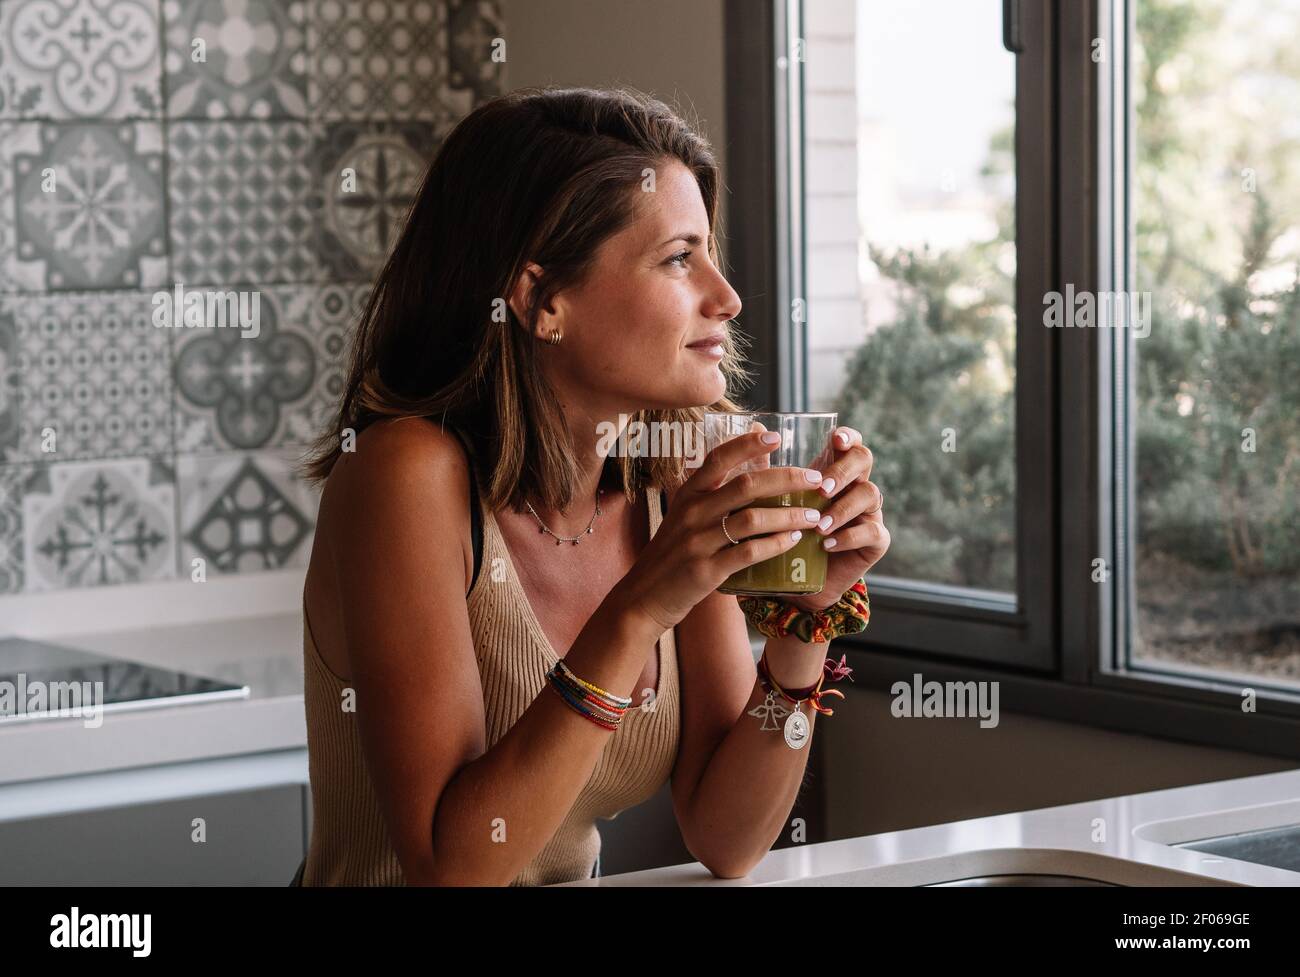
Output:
[750, 689, 810, 750]
[748, 689, 790, 731]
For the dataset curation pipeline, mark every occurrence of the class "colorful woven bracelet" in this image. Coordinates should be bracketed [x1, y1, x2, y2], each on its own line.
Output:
[548, 668, 626, 719]
[547, 676, 621, 730]
[546, 660, 630, 731]
[554, 659, 632, 708]
[547, 673, 624, 729]
[550, 661, 630, 724]
[739, 577, 870, 644]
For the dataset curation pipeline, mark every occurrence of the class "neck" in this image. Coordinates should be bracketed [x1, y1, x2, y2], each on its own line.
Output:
[528, 404, 637, 535]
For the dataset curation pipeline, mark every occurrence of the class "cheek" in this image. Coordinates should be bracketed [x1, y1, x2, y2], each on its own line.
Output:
[574, 275, 698, 378]
[619, 290, 692, 353]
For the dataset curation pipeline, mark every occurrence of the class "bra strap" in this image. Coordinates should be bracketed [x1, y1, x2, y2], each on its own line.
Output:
[445, 424, 483, 597]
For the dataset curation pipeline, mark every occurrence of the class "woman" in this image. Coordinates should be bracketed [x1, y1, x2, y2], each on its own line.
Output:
[296, 86, 889, 886]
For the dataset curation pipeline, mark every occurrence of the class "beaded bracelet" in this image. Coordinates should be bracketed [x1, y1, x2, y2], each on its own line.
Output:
[548, 660, 630, 724]
[738, 577, 870, 644]
[547, 674, 624, 730]
[546, 659, 632, 731]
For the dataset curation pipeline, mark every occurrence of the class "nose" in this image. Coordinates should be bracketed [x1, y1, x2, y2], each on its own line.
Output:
[706, 264, 742, 321]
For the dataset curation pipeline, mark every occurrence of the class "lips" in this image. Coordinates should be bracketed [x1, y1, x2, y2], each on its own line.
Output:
[686, 333, 726, 350]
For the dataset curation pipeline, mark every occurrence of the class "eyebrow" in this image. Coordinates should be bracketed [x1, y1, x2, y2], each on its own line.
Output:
[655, 232, 706, 250]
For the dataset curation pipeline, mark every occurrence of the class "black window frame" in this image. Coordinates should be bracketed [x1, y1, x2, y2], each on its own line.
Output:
[724, 0, 1300, 761]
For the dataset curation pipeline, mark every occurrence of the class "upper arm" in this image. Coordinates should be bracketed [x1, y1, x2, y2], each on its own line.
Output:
[323, 418, 486, 881]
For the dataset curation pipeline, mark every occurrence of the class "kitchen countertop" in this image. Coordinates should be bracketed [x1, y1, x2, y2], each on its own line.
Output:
[6, 610, 1299, 887]
[557, 766, 1300, 886]
[0, 611, 307, 787]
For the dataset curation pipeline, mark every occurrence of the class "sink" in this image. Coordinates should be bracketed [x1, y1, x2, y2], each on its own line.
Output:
[1133, 799, 1300, 879]
[757, 847, 1229, 886]
[925, 874, 1115, 886]
[1174, 823, 1300, 874]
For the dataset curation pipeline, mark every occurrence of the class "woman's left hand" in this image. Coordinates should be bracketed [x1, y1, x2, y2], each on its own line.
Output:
[789, 425, 889, 613]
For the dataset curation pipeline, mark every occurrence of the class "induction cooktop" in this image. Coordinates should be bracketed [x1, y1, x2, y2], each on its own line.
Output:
[0, 636, 249, 724]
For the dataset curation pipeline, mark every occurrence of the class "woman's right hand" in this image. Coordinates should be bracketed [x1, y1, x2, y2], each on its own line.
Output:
[613, 429, 826, 631]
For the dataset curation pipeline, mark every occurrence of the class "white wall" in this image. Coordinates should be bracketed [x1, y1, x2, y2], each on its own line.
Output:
[500, 0, 729, 232]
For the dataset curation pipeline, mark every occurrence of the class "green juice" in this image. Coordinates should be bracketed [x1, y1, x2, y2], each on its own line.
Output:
[718, 489, 830, 596]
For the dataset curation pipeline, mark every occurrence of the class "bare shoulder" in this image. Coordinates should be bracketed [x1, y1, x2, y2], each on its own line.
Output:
[332, 416, 469, 488]
[319, 416, 475, 589]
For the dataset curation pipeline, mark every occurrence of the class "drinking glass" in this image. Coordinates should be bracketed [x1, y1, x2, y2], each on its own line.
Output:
[703, 411, 839, 596]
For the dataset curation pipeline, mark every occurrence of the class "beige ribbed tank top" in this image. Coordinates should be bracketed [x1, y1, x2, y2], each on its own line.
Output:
[300, 485, 680, 886]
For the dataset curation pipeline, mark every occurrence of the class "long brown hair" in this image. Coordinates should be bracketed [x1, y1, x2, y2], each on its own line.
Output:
[298, 86, 753, 512]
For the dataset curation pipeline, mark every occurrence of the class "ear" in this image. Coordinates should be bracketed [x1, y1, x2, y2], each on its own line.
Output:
[508, 261, 563, 340]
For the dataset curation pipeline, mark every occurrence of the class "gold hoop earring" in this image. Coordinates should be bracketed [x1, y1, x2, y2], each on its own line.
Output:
[546, 330, 562, 345]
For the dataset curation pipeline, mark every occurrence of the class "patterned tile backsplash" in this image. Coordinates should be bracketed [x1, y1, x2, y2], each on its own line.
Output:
[162, 0, 309, 119]
[15, 289, 175, 461]
[166, 120, 323, 284]
[3, 121, 169, 291]
[0, 0, 505, 596]
[0, 0, 164, 118]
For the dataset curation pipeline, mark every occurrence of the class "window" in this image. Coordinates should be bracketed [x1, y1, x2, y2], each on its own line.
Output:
[726, 0, 1300, 754]
[791, 0, 1056, 668]
[1114, 0, 1300, 691]
[807, 0, 1018, 598]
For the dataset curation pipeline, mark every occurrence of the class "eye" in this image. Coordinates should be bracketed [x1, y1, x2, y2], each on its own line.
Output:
[668, 249, 693, 267]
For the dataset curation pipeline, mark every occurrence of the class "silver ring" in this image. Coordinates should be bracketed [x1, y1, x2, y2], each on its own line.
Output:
[721, 512, 739, 545]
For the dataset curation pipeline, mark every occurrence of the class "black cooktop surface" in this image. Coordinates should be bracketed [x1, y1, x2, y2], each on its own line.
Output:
[0, 636, 248, 723]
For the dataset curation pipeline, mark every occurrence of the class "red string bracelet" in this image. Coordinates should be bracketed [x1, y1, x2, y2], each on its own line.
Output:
[757, 651, 853, 717]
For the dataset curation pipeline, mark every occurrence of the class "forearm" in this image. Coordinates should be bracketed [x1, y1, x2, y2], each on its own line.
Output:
[426, 591, 663, 885]
[679, 632, 831, 879]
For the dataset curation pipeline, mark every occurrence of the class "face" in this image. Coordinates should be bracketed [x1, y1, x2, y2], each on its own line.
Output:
[515, 160, 742, 421]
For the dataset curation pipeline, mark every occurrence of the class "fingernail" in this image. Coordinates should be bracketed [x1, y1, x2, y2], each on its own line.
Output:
[837, 431, 850, 445]
[804, 509, 820, 522]
[761, 432, 781, 444]
[789, 530, 803, 542]
[821, 477, 837, 494]
[805, 469, 822, 482]
[817, 515, 833, 532]
[823, 537, 838, 549]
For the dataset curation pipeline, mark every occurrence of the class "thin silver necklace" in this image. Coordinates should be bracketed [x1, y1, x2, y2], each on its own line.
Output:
[525, 487, 605, 545]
